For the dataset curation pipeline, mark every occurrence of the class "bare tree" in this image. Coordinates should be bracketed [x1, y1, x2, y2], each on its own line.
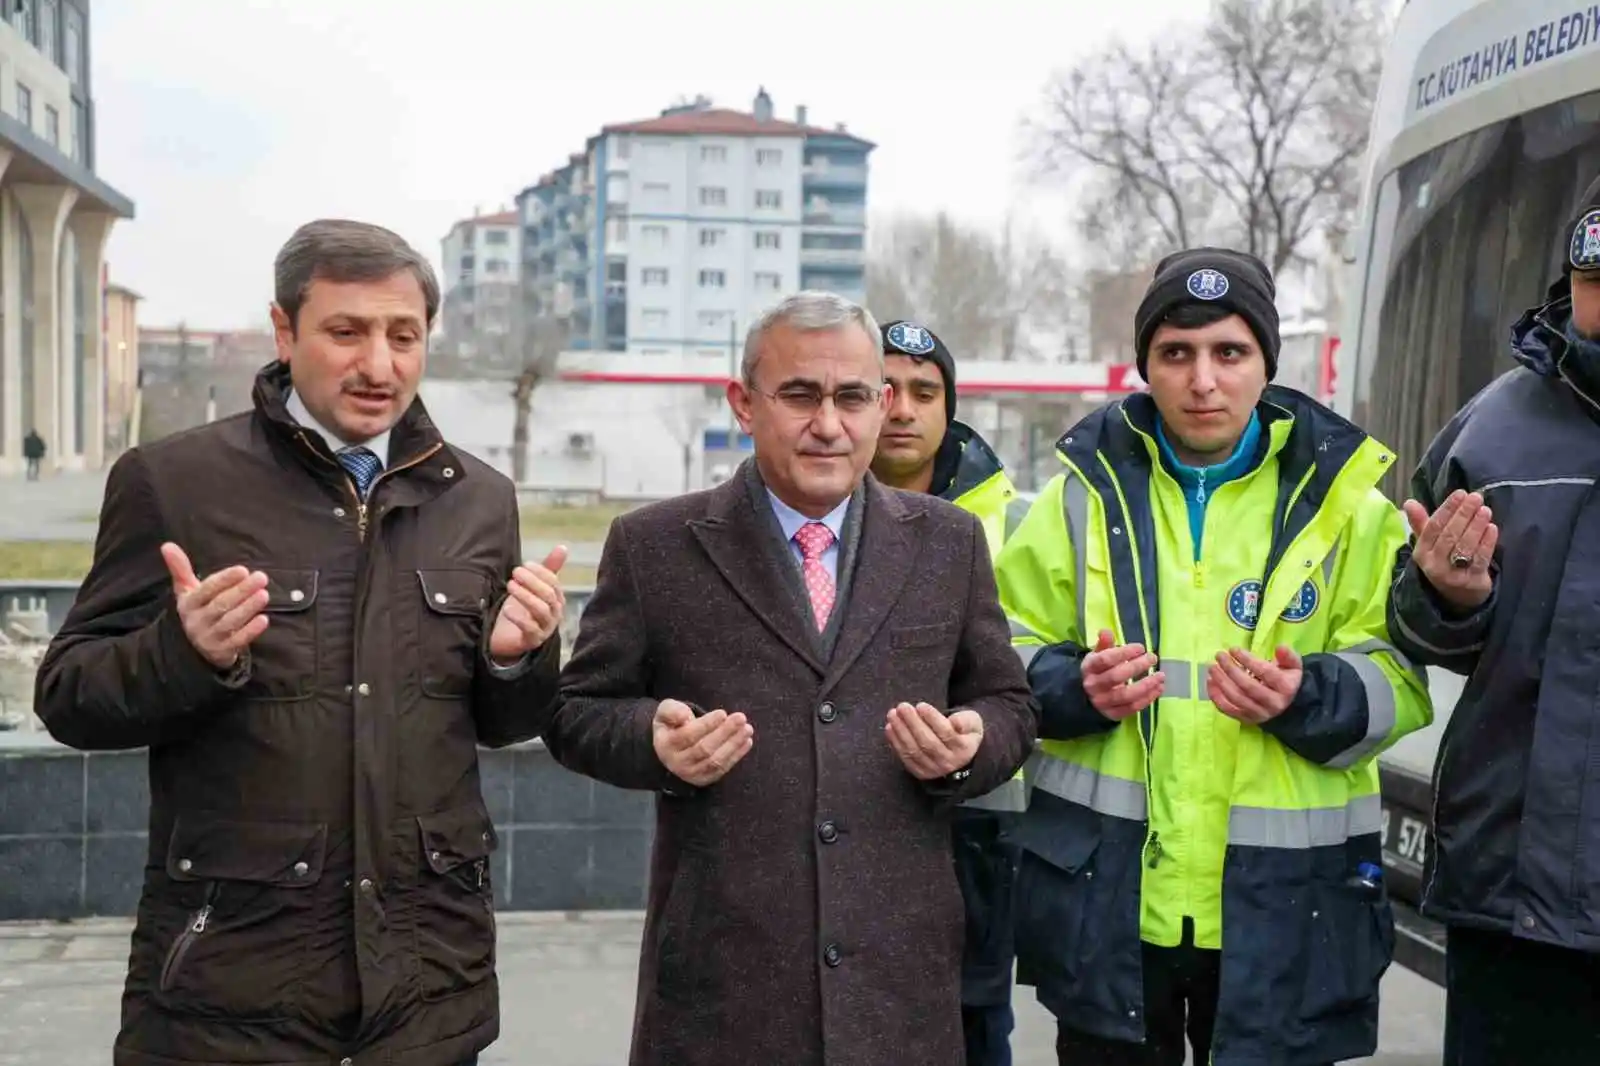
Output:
[660, 387, 718, 493]
[866, 211, 1075, 361]
[1031, 0, 1388, 273]
[509, 313, 567, 486]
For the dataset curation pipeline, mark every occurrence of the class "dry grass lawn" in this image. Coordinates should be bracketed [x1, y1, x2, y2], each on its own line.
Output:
[0, 539, 598, 589]
[0, 541, 96, 581]
[518, 501, 631, 544]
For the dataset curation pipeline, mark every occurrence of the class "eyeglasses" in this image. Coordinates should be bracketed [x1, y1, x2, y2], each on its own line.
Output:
[751, 383, 883, 416]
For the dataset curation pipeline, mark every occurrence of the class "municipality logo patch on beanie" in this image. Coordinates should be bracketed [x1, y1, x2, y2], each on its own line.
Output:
[1569, 173, 1600, 273]
[881, 319, 958, 422]
[1133, 248, 1281, 381]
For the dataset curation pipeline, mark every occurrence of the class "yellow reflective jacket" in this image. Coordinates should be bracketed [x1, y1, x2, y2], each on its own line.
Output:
[993, 386, 1432, 1063]
[934, 422, 1030, 814]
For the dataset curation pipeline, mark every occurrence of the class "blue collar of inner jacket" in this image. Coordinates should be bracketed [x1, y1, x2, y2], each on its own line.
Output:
[1154, 409, 1262, 491]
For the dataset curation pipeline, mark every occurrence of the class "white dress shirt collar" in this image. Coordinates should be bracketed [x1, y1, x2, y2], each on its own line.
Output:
[286, 388, 389, 468]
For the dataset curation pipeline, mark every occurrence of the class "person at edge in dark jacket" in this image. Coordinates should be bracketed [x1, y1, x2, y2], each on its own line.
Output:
[870, 320, 1032, 1066]
[1389, 172, 1600, 1066]
[32, 219, 567, 1066]
[996, 248, 1433, 1066]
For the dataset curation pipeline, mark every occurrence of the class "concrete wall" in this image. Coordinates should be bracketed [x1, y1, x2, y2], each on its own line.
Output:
[0, 737, 652, 922]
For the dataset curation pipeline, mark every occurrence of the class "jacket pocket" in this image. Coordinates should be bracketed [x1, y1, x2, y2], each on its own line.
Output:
[1298, 878, 1395, 1023]
[1013, 820, 1103, 990]
[241, 568, 319, 701]
[155, 817, 328, 1021]
[413, 801, 499, 1001]
[415, 569, 492, 699]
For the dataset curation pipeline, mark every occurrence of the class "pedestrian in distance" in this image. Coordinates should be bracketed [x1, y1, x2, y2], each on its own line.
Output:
[996, 248, 1434, 1066]
[871, 318, 1032, 1066]
[1389, 171, 1600, 1066]
[33, 218, 565, 1066]
[547, 290, 1038, 1066]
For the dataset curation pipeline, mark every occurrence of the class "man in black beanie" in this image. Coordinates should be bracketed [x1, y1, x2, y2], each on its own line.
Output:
[995, 247, 1431, 1065]
[871, 319, 1030, 1066]
[1391, 173, 1600, 1066]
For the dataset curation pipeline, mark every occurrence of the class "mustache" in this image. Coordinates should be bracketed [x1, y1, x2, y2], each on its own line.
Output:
[342, 380, 396, 397]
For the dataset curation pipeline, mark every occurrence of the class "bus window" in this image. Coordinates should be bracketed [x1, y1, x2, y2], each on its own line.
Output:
[1350, 89, 1600, 501]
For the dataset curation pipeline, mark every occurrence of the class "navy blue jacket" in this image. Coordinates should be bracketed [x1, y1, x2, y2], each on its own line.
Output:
[1390, 279, 1600, 952]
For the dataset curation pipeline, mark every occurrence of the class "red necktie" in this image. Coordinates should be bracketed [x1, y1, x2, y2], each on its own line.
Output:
[793, 522, 837, 631]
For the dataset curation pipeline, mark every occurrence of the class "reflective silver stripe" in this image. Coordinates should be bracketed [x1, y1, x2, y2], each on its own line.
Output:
[1157, 658, 1203, 700]
[1322, 545, 1338, 585]
[1010, 618, 1044, 669]
[1027, 754, 1147, 821]
[1477, 476, 1595, 493]
[1227, 793, 1383, 849]
[960, 774, 1028, 812]
[1322, 638, 1410, 769]
[1062, 474, 1089, 626]
[1004, 495, 1032, 539]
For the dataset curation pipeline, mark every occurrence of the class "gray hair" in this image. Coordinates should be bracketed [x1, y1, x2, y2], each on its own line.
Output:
[741, 290, 882, 384]
[274, 219, 441, 332]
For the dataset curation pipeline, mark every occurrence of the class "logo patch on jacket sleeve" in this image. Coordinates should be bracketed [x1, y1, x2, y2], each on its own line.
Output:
[1227, 579, 1319, 629]
[1573, 209, 1600, 271]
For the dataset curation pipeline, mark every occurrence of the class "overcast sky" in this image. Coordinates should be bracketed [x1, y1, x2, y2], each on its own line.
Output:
[94, 0, 1199, 328]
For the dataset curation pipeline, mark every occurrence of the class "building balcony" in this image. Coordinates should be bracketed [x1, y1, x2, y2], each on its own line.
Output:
[802, 202, 866, 228]
[802, 162, 868, 187]
[800, 247, 865, 268]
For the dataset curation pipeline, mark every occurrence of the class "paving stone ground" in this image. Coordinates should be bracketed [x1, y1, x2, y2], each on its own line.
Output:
[0, 912, 1446, 1065]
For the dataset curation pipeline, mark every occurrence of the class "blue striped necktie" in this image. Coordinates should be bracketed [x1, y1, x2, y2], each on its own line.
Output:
[336, 446, 381, 498]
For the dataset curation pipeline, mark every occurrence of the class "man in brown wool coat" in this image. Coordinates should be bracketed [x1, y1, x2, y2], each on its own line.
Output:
[547, 289, 1039, 1066]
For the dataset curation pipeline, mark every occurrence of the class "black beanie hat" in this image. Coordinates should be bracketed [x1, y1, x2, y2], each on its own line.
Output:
[1563, 173, 1600, 275]
[881, 320, 957, 423]
[1133, 247, 1281, 381]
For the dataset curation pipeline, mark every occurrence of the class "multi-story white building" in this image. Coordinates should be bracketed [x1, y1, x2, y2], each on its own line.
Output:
[515, 89, 872, 359]
[437, 208, 521, 367]
[0, 0, 135, 474]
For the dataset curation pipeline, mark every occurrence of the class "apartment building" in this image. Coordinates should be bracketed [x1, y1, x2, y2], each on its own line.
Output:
[515, 88, 872, 358]
[0, 0, 136, 473]
[438, 208, 521, 366]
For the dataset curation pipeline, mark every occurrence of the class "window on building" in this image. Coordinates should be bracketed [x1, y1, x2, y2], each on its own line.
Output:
[755, 231, 781, 250]
[756, 148, 782, 166]
[63, 3, 82, 83]
[613, 136, 631, 160]
[38, 0, 57, 64]
[701, 145, 727, 163]
[484, 229, 510, 245]
[607, 260, 627, 282]
[698, 310, 730, 328]
[643, 181, 670, 196]
[642, 224, 668, 246]
[15, 83, 32, 132]
[9, 0, 32, 41]
[700, 228, 726, 247]
[485, 260, 506, 275]
[642, 268, 670, 285]
[754, 271, 782, 291]
[699, 187, 727, 207]
[44, 104, 58, 148]
[607, 216, 629, 244]
[755, 190, 782, 209]
[642, 308, 669, 328]
[70, 98, 86, 163]
[699, 269, 727, 288]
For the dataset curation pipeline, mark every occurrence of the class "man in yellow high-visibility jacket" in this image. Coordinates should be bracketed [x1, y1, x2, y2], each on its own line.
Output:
[873, 320, 1030, 1066]
[993, 249, 1433, 1066]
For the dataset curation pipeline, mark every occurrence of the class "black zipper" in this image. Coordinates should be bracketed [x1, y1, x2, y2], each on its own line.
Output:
[159, 882, 220, 992]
